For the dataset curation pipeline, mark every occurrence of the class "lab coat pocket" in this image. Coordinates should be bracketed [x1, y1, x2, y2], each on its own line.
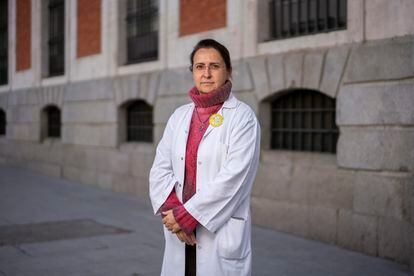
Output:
[217, 217, 250, 260]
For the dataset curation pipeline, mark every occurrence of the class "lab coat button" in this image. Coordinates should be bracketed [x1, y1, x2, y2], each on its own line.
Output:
[180, 157, 183, 160]
[198, 161, 202, 165]
[198, 245, 202, 249]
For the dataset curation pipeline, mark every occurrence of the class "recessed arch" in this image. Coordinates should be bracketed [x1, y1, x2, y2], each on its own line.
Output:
[41, 105, 61, 139]
[260, 88, 339, 153]
[119, 99, 153, 143]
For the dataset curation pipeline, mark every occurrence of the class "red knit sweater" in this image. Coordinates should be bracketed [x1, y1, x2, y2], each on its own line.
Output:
[160, 81, 232, 234]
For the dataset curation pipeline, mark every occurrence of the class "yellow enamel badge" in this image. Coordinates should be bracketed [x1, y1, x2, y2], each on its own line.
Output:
[209, 114, 224, 127]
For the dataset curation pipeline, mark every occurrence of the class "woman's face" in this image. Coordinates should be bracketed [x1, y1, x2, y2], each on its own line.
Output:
[192, 48, 230, 94]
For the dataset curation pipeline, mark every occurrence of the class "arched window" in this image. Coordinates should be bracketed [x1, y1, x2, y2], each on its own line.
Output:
[0, 109, 5, 136]
[271, 89, 338, 153]
[45, 105, 61, 138]
[126, 100, 153, 142]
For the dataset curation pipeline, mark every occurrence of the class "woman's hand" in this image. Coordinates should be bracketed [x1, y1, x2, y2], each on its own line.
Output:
[176, 230, 197, 246]
[162, 210, 181, 233]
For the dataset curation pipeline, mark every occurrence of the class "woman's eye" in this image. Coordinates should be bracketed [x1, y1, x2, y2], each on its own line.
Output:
[195, 65, 204, 70]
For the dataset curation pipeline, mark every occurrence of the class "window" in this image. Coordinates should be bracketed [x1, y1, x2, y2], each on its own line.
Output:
[0, 108, 5, 135]
[126, 0, 158, 64]
[0, 0, 8, 85]
[271, 89, 338, 153]
[45, 105, 61, 138]
[126, 100, 153, 142]
[269, 0, 347, 40]
[48, 0, 64, 76]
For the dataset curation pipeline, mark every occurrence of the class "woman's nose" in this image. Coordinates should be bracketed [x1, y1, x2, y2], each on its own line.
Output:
[202, 67, 212, 77]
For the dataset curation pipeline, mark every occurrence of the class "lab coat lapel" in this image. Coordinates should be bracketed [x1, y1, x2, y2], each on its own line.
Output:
[202, 93, 238, 140]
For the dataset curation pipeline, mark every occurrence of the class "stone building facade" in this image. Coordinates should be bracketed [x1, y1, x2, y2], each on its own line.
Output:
[0, 0, 413, 272]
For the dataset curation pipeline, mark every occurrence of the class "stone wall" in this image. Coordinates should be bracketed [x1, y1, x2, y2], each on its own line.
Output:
[0, 36, 413, 270]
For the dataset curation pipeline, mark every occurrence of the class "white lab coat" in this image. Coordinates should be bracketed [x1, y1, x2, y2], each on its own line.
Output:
[149, 93, 260, 276]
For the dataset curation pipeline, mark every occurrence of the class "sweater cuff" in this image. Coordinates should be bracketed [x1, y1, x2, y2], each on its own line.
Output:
[160, 188, 182, 217]
[173, 205, 198, 234]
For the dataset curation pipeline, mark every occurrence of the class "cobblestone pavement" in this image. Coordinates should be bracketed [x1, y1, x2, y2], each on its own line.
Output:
[0, 165, 410, 276]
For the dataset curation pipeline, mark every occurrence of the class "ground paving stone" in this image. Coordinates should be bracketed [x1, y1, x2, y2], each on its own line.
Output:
[0, 165, 410, 276]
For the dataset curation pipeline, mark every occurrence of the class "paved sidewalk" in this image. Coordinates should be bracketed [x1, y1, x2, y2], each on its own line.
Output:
[0, 165, 410, 276]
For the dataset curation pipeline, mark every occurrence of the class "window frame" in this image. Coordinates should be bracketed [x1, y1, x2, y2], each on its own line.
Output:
[125, 0, 159, 64]
[48, 0, 65, 77]
[268, 0, 347, 41]
[45, 105, 61, 138]
[270, 89, 339, 153]
[0, 0, 8, 85]
[126, 100, 153, 143]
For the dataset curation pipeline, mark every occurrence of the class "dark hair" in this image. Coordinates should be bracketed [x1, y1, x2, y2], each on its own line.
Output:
[189, 39, 232, 73]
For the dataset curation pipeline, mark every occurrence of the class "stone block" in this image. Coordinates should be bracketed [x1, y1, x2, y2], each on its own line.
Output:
[8, 123, 40, 142]
[344, 36, 414, 83]
[378, 218, 410, 264]
[26, 161, 62, 178]
[267, 54, 285, 94]
[96, 172, 113, 190]
[112, 174, 137, 195]
[63, 124, 117, 147]
[251, 197, 309, 237]
[246, 56, 270, 101]
[129, 145, 155, 179]
[284, 53, 303, 88]
[157, 67, 194, 96]
[337, 81, 414, 126]
[63, 102, 117, 124]
[252, 160, 291, 201]
[64, 78, 113, 102]
[33, 141, 64, 164]
[366, 0, 414, 40]
[337, 127, 414, 172]
[153, 124, 166, 146]
[82, 147, 111, 171]
[306, 168, 354, 210]
[153, 96, 190, 124]
[337, 210, 378, 256]
[62, 165, 81, 182]
[8, 106, 39, 123]
[234, 91, 258, 114]
[135, 176, 150, 199]
[353, 171, 409, 220]
[303, 50, 325, 90]
[113, 71, 160, 106]
[231, 61, 254, 92]
[308, 206, 337, 244]
[41, 85, 65, 106]
[0, 92, 8, 107]
[108, 151, 130, 175]
[320, 46, 350, 98]
[79, 169, 98, 186]
[62, 146, 87, 168]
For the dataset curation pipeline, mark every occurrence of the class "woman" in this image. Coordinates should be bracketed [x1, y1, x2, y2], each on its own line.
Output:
[149, 39, 260, 276]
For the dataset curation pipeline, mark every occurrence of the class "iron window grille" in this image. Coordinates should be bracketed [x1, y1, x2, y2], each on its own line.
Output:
[0, 109, 5, 135]
[46, 106, 61, 138]
[126, 0, 158, 64]
[127, 100, 153, 142]
[271, 89, 339, 153]
[269, 0, 347, 40]
[0, 0, 8, 85]
[48, 0, 64, 76]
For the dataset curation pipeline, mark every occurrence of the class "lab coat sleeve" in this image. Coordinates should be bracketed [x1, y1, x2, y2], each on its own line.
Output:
[183, 111, 261, 233]
[149, 111, 180, 215]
